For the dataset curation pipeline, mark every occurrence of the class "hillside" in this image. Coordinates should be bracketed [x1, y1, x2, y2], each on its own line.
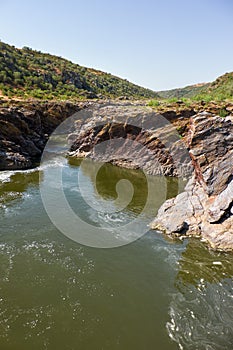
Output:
[158, 83, 209, 99]
[194, 72, 233, 101]
[0, 41, 158, 100]
[158, 72, 233, 101]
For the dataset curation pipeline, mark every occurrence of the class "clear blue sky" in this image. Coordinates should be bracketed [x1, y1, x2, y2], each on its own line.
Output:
[0, 0, 233, 90]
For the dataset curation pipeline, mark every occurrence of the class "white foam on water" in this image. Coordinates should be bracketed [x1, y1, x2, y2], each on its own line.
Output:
[0, 171, 15, 183]
[38, 157, 67, 171]
[0, 167, 39, 184]
[0, 155, 67, 184]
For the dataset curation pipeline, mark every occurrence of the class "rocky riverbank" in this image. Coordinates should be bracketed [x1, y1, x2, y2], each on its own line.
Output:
[0, 100, 87, 170]
[68, 103, 194, 177]
[0, 99, 232, 251]
[68, 102, 233, 251]
[152, 112, 233, 251]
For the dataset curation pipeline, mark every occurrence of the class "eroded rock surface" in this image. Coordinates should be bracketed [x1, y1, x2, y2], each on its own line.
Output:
[152, 112, 233, 251]
[1, 99, 233, 251]
[0, 101, 85, 170]
[69, 104, 194, 177]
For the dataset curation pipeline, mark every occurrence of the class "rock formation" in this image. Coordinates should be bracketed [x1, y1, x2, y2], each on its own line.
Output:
[1, 99, 233, 251]
[0, 101, 85, 170]
[69, 103, 194, 177]
[52, 101, 233, 251]
[151, 112, 233, 251]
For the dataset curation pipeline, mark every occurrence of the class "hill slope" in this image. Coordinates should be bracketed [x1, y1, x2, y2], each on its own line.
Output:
[0, 41, 158, 100]
[158, 83, 209, 99]
[194, 72, 233, 101]
[158, 72, 233, 101]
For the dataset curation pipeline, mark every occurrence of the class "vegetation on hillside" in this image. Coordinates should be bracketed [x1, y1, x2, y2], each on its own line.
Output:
[193, 72, 233, 101]
[148, 74, 233, 121]
[157, 73, 233, 102]
[158, 83, 209, 99]
[1, 40, 232, 103]
[0, 41, 158, 100]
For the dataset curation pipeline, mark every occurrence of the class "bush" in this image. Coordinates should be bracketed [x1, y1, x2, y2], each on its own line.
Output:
[148, 99, 160, 107]
[219, 109, 229, 118]
[167, 97, 178, 103]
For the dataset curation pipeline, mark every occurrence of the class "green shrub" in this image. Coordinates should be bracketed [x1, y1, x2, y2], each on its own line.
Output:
[218, 109, 229, 118]
[167, 97, 178, 103]
[148, 99, 160, 107]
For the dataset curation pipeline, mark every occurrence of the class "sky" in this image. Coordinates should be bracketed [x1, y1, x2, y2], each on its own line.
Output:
[0, 0, 233, 91]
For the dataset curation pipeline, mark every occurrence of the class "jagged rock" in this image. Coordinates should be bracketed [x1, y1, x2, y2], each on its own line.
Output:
[208, 181, 233, 223]
[151, 112, 233, 251]
[69, 104, 193, 177]
[0, 102, 85, 170]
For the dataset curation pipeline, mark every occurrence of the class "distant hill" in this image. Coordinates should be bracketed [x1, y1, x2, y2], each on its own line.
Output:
[194, 72, 233, 101]
[158, 83, 209, 99]
[158, 72, 233, 101]
[0, 41, 159, 100]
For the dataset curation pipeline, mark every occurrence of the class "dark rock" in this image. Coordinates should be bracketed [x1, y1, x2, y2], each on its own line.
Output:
[86, 92, 98, 99]
[0, 102, 85, 170]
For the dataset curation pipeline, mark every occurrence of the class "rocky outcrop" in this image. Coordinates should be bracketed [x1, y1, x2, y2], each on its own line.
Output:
[69, 104, 194, 177]
[151, 112, 233, 251]
[69, 104, 233, 251]
[0, 100, 194, 172]
[0, 101, 86, 170]
[1, 99, 233, 251]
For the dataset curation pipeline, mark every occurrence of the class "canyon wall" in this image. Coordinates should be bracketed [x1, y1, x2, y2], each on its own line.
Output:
[0, 100, 232, 251]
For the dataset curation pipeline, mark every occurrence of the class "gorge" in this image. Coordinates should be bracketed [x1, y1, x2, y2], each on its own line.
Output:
[0, 99, 232, 252]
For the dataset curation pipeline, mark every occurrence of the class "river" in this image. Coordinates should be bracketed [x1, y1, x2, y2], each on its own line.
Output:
[0, 153, 233, 350]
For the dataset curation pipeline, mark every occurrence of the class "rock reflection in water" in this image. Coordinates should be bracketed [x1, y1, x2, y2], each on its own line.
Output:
[68, 157, 182, 217]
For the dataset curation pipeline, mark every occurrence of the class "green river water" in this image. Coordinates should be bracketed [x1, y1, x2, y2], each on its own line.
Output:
[0, 154, 233, 350]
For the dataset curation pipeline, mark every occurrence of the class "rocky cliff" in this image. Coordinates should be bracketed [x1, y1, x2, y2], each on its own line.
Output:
[68, 103, 195, 177]
[151, 112, 233, 251]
